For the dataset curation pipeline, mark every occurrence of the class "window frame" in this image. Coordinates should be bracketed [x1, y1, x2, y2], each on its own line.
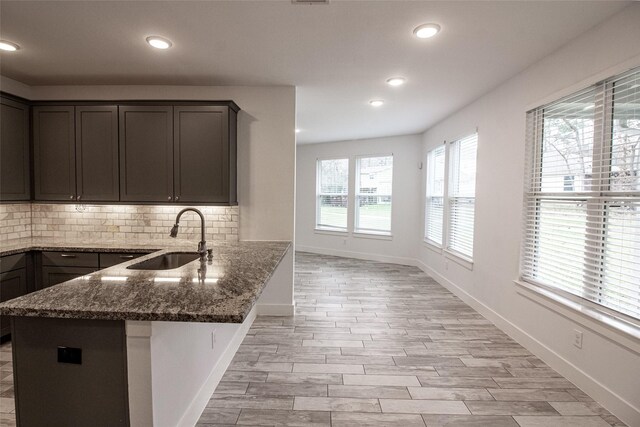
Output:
[424, 132, 478, 266]
[520, 67, 640, 322]
[315, 156, 350, 233]
[354, 154, 394, 236]
[445, 134, 478, 262]
[424, 145, 447, 248]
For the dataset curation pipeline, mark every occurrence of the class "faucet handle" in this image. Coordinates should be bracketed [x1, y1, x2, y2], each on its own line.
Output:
[207, 248, 213, 261]
[197, 241, 207, 257]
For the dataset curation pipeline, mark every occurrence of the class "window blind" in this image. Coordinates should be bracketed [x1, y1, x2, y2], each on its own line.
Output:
[425, 145, 446, 245]
[316, 158, 349, 230]
[355, 155, 393, 233]
[447, 134, 478, 259]
[521, 67, 640, 320]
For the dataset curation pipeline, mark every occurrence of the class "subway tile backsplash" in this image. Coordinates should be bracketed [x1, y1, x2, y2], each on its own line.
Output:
[0, 203, 32, 241]
[1, 203, 238, 242]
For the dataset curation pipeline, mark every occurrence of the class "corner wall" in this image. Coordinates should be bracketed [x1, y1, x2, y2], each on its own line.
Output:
[417, 4, 640, 425]
[296, 134, 422, 264]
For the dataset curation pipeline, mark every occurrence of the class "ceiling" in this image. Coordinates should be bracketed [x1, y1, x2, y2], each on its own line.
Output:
[0, 1, 630, 144]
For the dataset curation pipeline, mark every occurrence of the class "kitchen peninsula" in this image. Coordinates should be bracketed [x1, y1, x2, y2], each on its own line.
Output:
[0, 239, 291, 427]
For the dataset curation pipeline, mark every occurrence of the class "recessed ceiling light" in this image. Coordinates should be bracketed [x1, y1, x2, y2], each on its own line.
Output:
[369, 100, 385, 107]
[413, 23, 441, 39]
[295, 129, 301, 133]
[0, 40, 20, 52]
[386, 77, 406, 87]
[146, 36, 172, 50]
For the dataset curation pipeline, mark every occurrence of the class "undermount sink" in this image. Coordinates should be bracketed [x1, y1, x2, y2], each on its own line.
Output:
[126, 252, 200, 270]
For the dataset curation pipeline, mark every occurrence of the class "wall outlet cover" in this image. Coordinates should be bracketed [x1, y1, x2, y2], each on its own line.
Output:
[573, 329, 583, 349]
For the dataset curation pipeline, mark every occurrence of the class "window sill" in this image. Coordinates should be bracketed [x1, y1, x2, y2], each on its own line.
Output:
[444, 249, 474, 270]
[314, 227, 348, 236]
[514, 279, 640, 353]
[353, 231, 393, 241]
[423, 240, 443, 254]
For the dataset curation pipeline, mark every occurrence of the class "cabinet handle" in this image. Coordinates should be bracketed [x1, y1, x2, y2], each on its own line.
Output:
[175, 196, 180, 201]
[77, 195, 82, 200]
[60, 254, 77, 258]
[120, 255, 135, 259]
[168, 196, 172, 200]
[69, 195, 74, 199]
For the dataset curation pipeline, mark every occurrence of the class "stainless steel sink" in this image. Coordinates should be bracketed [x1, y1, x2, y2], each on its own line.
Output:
[126, 252, 200, 270]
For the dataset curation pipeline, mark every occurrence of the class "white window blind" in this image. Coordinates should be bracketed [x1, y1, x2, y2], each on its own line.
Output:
[521, 67, 640, 320]
[316, 158, 349, 230]
[447, 134, 478, 259]
[355, 156, 393, 234]
[425, 145, 446, 245]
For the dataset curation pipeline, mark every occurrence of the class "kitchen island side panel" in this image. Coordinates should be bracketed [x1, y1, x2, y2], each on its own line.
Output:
[12, 316, 129, 427]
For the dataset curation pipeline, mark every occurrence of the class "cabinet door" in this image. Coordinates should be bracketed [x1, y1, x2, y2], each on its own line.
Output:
[33, 106, 76, 201]
[119, 106, 173, 202]
[40, 266, 96, 290]
[76, 106, 119, 201]
[174, 106, 229, 203]
[99, 252, 146, 269]
[0, 268, 27, 337]
[0, 97, 30, 201]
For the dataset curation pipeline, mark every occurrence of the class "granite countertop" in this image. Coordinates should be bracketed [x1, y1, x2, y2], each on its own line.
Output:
[0, 238, 291, 323]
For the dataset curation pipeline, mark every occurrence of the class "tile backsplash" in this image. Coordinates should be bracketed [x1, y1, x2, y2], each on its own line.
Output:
[1, 203, 238, 242]
[0, 203, 32, 241]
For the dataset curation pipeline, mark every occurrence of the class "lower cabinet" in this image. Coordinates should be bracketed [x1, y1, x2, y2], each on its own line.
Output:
[38, 251, 100, 290]
[40, 266, 98, 290]
[0, 269, 27, 337]
[99, 252, 144, 269]
[1, 249, 149, 339]
[1, 253, 28, 338]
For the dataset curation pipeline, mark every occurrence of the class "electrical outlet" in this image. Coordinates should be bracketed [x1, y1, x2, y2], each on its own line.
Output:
[211, 330, 216, 349]
[573, 329, 583, 349]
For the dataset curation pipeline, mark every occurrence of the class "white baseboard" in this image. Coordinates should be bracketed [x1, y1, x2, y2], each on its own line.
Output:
[256, 303, 295, 316]
[178, 307, 257, 427]
[296, 244, 415, 266]
[413, 259, 640, 426]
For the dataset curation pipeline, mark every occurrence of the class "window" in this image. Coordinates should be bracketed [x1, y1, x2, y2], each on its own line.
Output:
[316, 158, 349, 231]
[447, 134, 478, 259]
[424, 133, 478, 262]
[355, 155, 393, 234]
[521, 67, 640, 320]
[425, 146, 446, 245]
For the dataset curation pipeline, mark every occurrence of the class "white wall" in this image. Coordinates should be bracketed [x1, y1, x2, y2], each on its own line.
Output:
[0, 80, 296, 312]
[418, 4, 640, 425]
[149, 319, 245, 427]
[126, 308, 255, 427]
[296, 134, 422, 264]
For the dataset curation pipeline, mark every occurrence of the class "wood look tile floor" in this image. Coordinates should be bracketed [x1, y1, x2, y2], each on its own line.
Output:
[0, 252, 627, 426]
[197, 252, 626, 427]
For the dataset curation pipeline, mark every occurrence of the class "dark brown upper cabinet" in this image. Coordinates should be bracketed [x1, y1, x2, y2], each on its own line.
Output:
[76, 106, 119, 201]
[174, 106, 237, 203]
[33, 106, 76, 201]
[33, 105, 120, 202]
[7, 98, 238, 205]
[0, 96, 30, 201]
[119, 106, 174, 202]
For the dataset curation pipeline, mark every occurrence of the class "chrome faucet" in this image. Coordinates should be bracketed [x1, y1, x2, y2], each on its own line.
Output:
[170, 207, 207, 259]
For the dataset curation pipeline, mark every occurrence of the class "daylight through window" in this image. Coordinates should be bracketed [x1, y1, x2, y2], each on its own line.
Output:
[521, 67, 640, 320]
[355, 156, 393, 234]
[316, 158, 349, 230]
